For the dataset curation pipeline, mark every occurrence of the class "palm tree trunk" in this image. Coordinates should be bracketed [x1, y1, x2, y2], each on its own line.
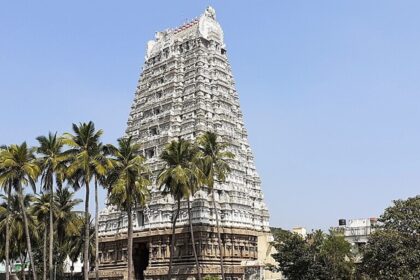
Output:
[127, 206, 133, 280]
[212, 189, 225, 280]
[49, 184, 54, 280]
[17, 183, 38, 280]
[187, 198, 202, 280]
[5, 183, 11, 280]
[71, 261, 74, 280]
[95, 178, 99, 280]
[19, 255, 26, 280]
[168, 198, 181, 280]
[84, 178, 90, 280]
[43, 224, 47, 280]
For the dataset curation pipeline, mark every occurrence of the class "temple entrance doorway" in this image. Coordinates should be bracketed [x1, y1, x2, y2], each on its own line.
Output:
[133, 242, 149, 280]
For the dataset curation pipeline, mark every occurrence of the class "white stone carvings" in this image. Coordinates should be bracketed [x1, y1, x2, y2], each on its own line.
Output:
[99, 6, 270, 237]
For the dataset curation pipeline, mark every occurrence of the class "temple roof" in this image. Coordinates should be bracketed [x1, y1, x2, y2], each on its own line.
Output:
[145, 6, 224, 59]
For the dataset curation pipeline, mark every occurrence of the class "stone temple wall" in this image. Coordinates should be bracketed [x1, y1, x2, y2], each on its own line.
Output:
[96, 7, 276, 280]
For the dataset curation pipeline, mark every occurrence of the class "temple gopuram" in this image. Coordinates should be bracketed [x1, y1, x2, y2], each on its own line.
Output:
[96, 7, 278, 280]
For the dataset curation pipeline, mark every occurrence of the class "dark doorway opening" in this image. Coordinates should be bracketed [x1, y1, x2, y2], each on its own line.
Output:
[133, 242, 149, 280]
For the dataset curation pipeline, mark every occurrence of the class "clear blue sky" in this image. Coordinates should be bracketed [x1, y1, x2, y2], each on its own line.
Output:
[1, 1, 419, 230]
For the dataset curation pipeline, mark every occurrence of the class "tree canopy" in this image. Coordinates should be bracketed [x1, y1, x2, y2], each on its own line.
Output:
[358, 195, 420, 279]
[271, 229, 354, 280]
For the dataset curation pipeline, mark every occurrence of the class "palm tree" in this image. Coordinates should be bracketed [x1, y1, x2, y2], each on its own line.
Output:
[158, 139, 202, 280]
[196, 132, 234, 280]
[63, 121, 103, 280]
[0, 146, 12, 280]
[91, 144, 113, 280]
[0, 143, 40, 280]
[31, 192, 52, 280]
[0, 192, 39, 280]
[186, 187, 202, 280]
[65, 214, 96, 275]
[107, 136, 150, 280]
[55, 186, 83, 248]
[54, 186, 83, 277]
[36, 132, 68, 280]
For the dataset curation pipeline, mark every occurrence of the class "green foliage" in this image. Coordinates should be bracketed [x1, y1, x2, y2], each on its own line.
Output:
[0, 192, 38, 260]
[157, 138, 202, 280]
[196, 131, 234, 190]
[271, 227, 293, 242]
[203, 275, 220, 280]
[63, 121, 104, 189]
[0, 143, 40, 280]
[358, 196, 420, 279]
[158, 139, 200, 200]
[379, 195, 420, 235]
[107, 136, 150, 210]
[63, 121, 104, 280]
[195, 132, 234, 280]
[36, 132, 68, 192]
[65, 214, 96, 264]
[272, 229, 354, 280]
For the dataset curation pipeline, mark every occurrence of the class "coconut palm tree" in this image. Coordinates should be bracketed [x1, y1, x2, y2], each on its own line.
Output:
[0, 192, 39, 280]
[55, 186, 83, 248]
[63, 121, 103, 280]
[91, 144, 113, 280]
[186, 185, 202, 280]
[31, 192, 52, 280]
[36, 132, 68, 280]
[157, 139, 202, 280]
[0, 143, 40, 280]
[53, 186, 83, 277]
[196, 132, 234, 280]
[0, 146, 12, 280]
[106, 136, 150, 280]
[65, 214, 96, 275]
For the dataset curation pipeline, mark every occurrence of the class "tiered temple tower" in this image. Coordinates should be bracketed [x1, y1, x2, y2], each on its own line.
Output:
[97, 7, 275, 280]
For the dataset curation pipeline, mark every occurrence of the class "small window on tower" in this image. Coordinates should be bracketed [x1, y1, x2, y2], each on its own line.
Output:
[137, 211, 144, 227]
[145, 148, 155, 159]
[149, 127, 158, 136]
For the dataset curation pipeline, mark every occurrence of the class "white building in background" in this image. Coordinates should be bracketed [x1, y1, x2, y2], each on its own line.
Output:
[63, 257, 83, 274]
[338, 218, 377, 245]
[292, 227, 307, 238]
[334, 217, 377, 262]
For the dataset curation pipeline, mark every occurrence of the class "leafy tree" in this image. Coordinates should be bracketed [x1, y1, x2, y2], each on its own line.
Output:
[321, 231, 354, 279]
[379, 195, 419, 235]
[107, 136, 150, 280]
[270, 227, 293, 241]
[158, 139, 201, 280]
[196, 132, 234, 280]
[271, 229, 354, 280]
[358, 196, 420, 279]
[36, 132, 68, 280]
[0, 143, 40, 280]
[64, 121, 103, 280]
[203, 275, 220, 280]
